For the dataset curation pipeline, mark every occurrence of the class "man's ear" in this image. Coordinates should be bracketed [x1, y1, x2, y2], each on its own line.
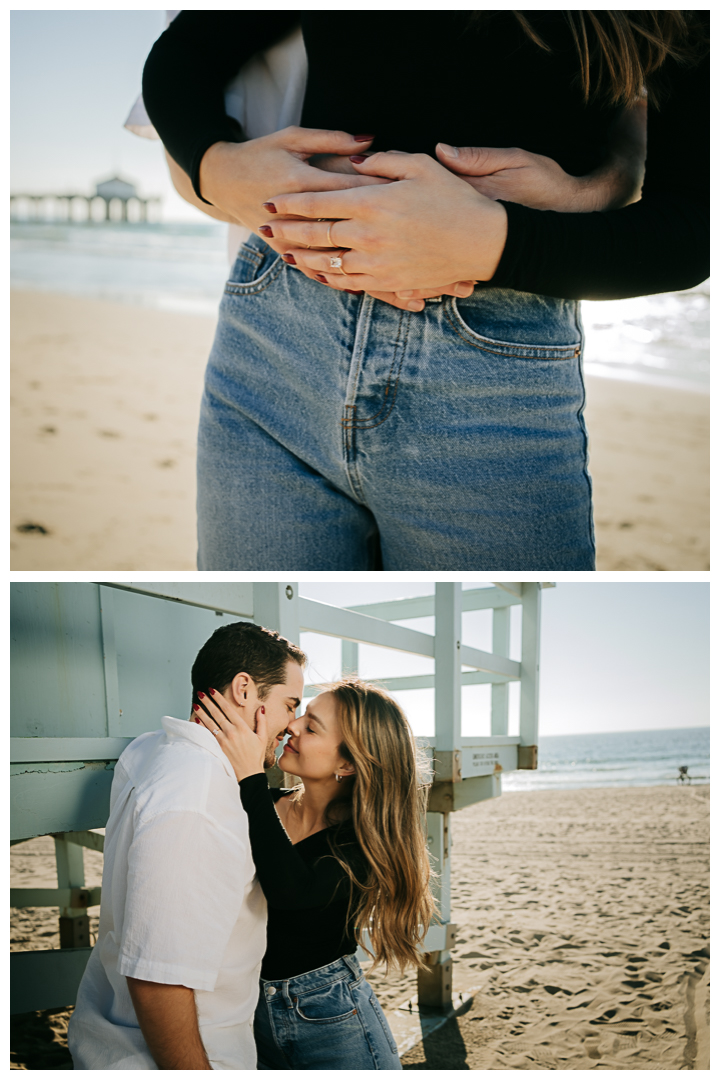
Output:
[228, 672, 252, 706]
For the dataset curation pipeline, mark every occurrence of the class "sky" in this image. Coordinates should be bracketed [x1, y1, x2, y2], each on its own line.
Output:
[11, 9, 204, 221]
[296, 583, 709, 739]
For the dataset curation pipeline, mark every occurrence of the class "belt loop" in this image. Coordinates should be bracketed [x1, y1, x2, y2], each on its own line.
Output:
[281, 979, 294, 1009]
[343, 953, 362, 981]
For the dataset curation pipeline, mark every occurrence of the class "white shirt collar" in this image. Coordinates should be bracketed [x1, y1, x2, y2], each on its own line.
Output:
[161, 716, 237, 781]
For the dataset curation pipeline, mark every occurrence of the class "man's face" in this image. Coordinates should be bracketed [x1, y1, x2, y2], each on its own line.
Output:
[260, 661, 304, 767]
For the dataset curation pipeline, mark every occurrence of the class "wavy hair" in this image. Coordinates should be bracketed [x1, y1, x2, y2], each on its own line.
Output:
[317, 678, 436, 972]
[470, 11, 708, 107]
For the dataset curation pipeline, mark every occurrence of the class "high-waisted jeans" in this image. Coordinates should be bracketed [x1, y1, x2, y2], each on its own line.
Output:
[197, 233, 595, 570]
[253, 954, 402, 1070]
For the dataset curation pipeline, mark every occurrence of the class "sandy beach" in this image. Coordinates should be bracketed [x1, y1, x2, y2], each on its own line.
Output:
[10, 783, 708, 1070]
[11, 289, 709, 571]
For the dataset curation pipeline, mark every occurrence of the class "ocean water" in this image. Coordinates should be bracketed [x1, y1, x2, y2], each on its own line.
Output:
[10, 220, 709, 392]
[501, 726, 709, 792]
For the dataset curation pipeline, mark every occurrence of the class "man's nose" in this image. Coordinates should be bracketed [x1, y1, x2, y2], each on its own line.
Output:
[286, 717, 301, 736]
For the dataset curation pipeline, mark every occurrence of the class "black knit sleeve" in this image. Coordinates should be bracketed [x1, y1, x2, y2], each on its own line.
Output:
[238, 774, 360, 912]
[141, 11, 300, 200]
[490, 39, 709, 300]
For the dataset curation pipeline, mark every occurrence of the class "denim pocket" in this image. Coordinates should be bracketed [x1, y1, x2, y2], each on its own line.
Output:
[446, 296, 581, 360]
[225, 237, 283, 296]
[293, 980, 358, 1024]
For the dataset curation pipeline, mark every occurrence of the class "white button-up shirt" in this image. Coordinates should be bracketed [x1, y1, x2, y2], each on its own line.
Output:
[68, 717, 267, 1070]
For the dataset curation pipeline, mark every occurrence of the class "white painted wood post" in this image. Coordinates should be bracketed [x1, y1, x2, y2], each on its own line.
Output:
[54, 836, 90, 947]
[434, 583, 462, 765]
[252, 583, 300, 645]
[341, 640, 359, 676]
[519, 584, 541, 761]
[420, 583, 462, 1009]
[491, 606, 511, 737]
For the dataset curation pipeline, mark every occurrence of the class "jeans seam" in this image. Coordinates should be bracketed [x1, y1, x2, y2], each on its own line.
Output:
[342, 309, 410, 430]
[349, 982, 380, 1068]
[574, 300, 596, 563]
[445, 298, 582, 359]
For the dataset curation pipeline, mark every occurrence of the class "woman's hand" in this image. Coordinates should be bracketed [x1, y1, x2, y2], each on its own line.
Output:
[198, 127, 388, 232]
[262, 150, 507, 294]
[193, 691, 268, 782]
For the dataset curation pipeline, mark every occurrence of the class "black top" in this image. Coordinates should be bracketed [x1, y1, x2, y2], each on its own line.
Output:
[142, 11, 709, 301]
[238, 773, 366, 980]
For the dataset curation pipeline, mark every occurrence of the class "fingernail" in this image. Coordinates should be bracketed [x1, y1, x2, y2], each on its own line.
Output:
[353, 134, 375, 141]
[261, 707, 266, 714]
[316, 274, 328, 283]
[258, 225, 273, 237]
[344, 289, 363, 295]
[349, 155, 367, 164]
[197, 692, 205, 699]
[437, 142, 458, 157]
[262, 202, 277, 213]
[282, 253, 296, 265]
[408, 301, 424, 311]
[209, 688, 216, 695]
[193, 704, 200, 711]
[195, 718, 201, 724]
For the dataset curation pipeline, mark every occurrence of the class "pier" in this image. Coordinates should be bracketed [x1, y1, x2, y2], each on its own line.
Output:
[10, 175, 161, 223]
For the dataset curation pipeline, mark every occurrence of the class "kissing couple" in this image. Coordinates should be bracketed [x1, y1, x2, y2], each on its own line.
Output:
[68, 620, 434, 1069]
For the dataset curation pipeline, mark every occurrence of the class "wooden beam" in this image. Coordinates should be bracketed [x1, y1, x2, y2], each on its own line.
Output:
[10, 738, 132, 763]
[100, 582, 254, 618]
[11, 947, 92, 1014]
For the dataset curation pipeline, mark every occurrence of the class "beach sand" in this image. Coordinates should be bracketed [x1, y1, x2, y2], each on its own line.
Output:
[11, 290, 709, 571]
[10, 784, 708, 1070]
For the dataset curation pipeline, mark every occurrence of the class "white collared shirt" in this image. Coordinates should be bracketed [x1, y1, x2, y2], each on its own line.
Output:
[67, 717, 267, 1070]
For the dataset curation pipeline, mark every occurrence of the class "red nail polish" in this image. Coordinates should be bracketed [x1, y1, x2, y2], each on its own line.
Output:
[258, 225, 273, 237]
[316, 274, 328, 283]
[261, 707, 266, 714]
[344, 289, 363, 294]
[353, 135, 375, 141]
[282, 253, 296, 265]
[197, 692, 205, 699]
[349, 155, 368, 164]
[262, 202, 277, 213]
[193, 704, 199, 711]
[209, 688, 216, 695]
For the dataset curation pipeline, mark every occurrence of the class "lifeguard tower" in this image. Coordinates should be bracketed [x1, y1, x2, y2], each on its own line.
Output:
[11, 581, 550, 1023]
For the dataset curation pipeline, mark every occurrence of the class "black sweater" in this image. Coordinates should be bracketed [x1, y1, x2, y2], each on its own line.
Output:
[142, 11, 709, 301]
[239, 774, 366, 980]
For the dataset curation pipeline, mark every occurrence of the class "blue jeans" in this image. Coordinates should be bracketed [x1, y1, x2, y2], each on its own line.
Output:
[253, 954, 402, 1070]
[197, 233, 594, 569]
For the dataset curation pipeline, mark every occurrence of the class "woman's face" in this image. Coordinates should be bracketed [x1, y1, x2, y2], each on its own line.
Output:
[278, 691, 352, 782]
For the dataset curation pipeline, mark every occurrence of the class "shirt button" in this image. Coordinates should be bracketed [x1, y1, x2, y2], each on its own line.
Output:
[267, 987, 277, 996]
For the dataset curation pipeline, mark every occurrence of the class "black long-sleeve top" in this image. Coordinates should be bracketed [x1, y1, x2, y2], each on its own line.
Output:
[239, 774, 367, 980]
[142, 11, 709, 301]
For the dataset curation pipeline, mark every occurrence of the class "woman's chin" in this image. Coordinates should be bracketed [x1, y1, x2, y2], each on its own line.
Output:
[278, 749, 301, 773]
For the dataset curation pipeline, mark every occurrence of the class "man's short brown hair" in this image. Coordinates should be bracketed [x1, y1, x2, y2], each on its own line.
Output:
[191, 621, 306, 708]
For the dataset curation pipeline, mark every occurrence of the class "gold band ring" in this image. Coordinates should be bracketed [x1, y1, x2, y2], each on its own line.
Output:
[326, 221, 336, 248]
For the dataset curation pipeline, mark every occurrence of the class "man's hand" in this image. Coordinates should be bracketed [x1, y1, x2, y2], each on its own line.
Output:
[198, 126, 388, 232]
[127, 978, 211, 1070]
[435, 101, 647, 213]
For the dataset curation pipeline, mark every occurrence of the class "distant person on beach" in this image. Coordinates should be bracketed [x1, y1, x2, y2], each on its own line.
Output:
[67, 622, 306, 1070]
[141, 12, 709, 571]
[191, 675, 433, 1070]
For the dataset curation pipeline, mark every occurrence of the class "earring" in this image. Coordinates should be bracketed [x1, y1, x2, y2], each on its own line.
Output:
[335, 773, 343, 783]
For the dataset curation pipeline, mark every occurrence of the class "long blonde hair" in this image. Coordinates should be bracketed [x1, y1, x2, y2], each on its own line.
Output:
[320, 678, 436, 972]
[470, 11, 708, 107]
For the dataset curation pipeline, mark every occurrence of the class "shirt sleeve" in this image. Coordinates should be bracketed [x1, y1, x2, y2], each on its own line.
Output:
[141, 10, 301, 199]
[118, 809, 252, 991]
[239, 774, 362, 912]
[490, 41, 709, 300]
